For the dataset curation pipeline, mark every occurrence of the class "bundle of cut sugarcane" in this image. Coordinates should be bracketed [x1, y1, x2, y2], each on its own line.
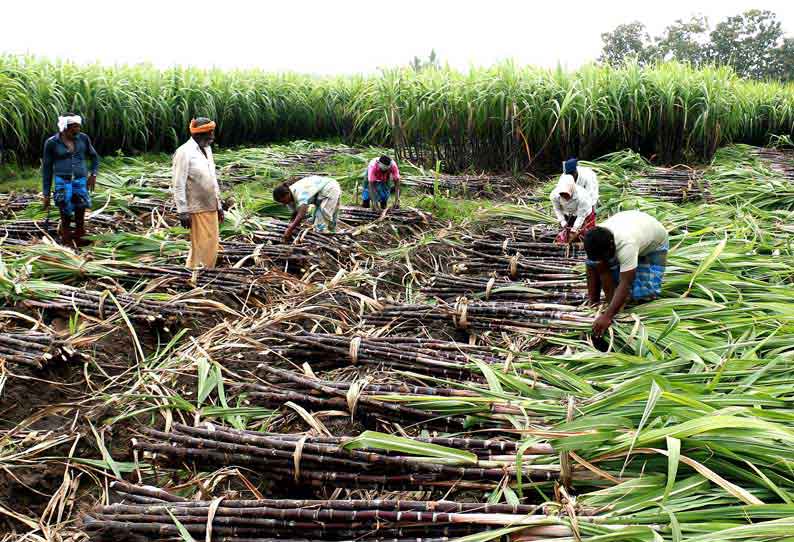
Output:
[339, 206, 435, 227]
[17, 284, 198, 324]
[114, 263, 298, 299]
[401, 172, 518, 195]
[0, 219, 58, 238]
[0, 330, 73, 369]
[250, 219, 355, 260]
[86, 480, 587, 541]
[241, 367, 557, 430]
[463, 234, 586, 259]
[0, 193, 38, 216]
[631, 167, 710, 202]
[484, 221, 560, 244]
[749, 146, 794, 181]
[131, 423, 572, 491]
[218, 241, 317, 268]
[365, 300, 593, 335]
[451, 250, 582, 281]
[422, 274, 587, 304]
[270, 146, 360, 168]
[255, 329, 506, 379]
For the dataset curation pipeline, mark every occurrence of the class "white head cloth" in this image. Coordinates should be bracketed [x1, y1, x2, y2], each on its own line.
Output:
[57, 115, 82, 133]
[554, 174, 577, 197]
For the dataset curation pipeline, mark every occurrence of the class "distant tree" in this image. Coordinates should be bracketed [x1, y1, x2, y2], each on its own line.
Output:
[654, 15, 711, 67]
[600, 10, 793, 80]
[709, 10, 784, 79]
[599, 22, 653, 66]
[772, 37, 794, 81]
[410, 49, 441, 72]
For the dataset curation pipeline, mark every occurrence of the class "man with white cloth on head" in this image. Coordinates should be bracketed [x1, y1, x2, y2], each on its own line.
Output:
[550, 174, 596, 244]
[42, 113, 99, 247]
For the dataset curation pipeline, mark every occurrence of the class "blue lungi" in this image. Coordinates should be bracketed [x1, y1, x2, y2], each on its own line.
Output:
[362, 174, 392, 205]
[587, 241, 669, 300]
[54, 176, 92, 217]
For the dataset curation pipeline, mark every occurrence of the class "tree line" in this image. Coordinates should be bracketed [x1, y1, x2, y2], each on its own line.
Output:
[600, 9, 794, 81]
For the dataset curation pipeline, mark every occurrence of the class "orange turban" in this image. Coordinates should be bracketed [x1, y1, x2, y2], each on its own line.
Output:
[189, 119, 216, 134]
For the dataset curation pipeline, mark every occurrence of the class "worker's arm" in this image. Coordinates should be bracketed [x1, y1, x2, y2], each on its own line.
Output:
[42, 139, 54, 208]
[593, 268, 635, 336]
[284, 204, 308, 241]
[551, 195, 567, 227]
[172, 149, 191, 227]
[84, 134, 99, 191]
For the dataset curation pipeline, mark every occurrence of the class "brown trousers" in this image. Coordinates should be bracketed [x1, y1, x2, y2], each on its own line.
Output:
[187, 210, 219, 269]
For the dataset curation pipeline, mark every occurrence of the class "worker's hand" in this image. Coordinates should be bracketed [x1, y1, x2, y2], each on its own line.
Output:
[568, 229, 580, 243]
[87, 174, 97, 191]
[217, 208, 225, 223]
[392, 200, 400, 210]
[42, 196, 50, 210]
[592, 313, 612, 337]
[179, 212, 192, 229]
[283, 228, 294, 243]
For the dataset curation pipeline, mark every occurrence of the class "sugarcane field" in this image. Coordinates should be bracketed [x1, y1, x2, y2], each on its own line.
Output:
[4, 3, 794, 540]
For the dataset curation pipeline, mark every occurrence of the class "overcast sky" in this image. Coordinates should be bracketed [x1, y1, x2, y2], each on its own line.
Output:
[3, 0, 793, 74]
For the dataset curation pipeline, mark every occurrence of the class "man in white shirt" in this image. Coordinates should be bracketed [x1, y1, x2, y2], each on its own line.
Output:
[583, 210, 669, 336]
[550, 175, 595, 244]
[172, 117, 224, 269]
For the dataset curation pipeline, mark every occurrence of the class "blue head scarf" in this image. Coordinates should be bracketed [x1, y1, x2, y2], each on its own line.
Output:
[564, 158, 578, 175]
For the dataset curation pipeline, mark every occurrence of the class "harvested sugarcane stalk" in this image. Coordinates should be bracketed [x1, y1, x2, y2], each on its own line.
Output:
[131, 423, 575, 491]
[422, 274, 587, 304]
[15, 283, 200, 324]
[365, 300, 594, 335]
[87, 480, 589, 541]
[0, 193, 38, 216]
[451, 249, 582, 280]
[631, 167, 710, 202]
[115, 264, 301, 299]
[0, 329, 74, 369]
[401, 172, 519, 196]
[250, 219, 356, 260]
[464, 234, 586, 259]
[253, 328, 512, 378]
[339, 206, 436, 227]
[749, 146, 794, 181]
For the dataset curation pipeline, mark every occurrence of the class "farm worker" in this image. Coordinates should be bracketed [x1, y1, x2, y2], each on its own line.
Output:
[550, 175, 595, 244]
[172, 117, 224, 269]
[42, 113, 99, 247]
[563, 158, 599, 206]
[362, 155, 401, 209]
[584, 210, 669, 336]
[273, 176, 342, 242]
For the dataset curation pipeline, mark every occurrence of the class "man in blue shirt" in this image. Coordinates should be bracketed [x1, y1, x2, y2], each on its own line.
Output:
[42, 113, 99, 247]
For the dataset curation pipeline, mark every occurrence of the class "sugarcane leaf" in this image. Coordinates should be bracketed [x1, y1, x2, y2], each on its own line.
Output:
[502, 484, 520, 506]
[683, 237, 727, 297]
[744, 460, 794, 504]
[450, 525, 525, 542]
[284, 402, 331, 436]
[72, 458, 145, 472]
[342, 431, 477, 464]
[622, 380, 663, 475]
[514, 438, 541, 499]
[663, 436, 681, 503]
[88, 422, 121, 480]
[166, 508, 196, 542]
[473, 359, 503, 394]
[196, 358, 217, 406]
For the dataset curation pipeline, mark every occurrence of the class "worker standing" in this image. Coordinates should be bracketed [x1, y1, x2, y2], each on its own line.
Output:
[172, 117, 224, 269]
